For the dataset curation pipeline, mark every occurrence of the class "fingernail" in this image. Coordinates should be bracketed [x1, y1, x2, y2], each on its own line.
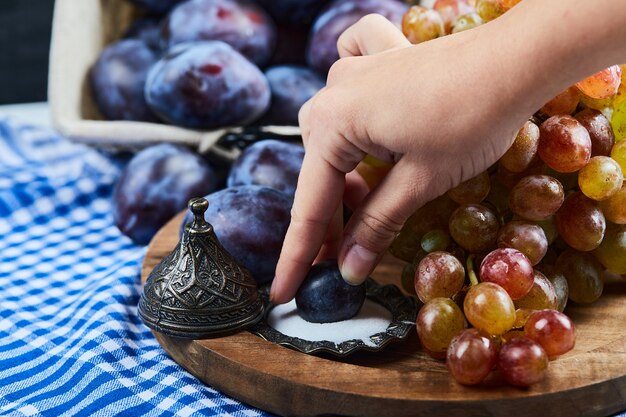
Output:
[340, 244, 377, 285]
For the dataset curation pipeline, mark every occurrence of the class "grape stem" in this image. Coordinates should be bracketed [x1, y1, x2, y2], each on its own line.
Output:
[467, 254, 479, 287]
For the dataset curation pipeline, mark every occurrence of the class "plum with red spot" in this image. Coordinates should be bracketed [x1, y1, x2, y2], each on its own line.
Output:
[161, 0, 276, 66]
[145, 41, 270, 129]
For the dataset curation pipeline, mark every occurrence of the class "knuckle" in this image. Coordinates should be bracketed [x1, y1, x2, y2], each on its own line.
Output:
[359, 13, 387, 26]
[358, 210, 405, 247]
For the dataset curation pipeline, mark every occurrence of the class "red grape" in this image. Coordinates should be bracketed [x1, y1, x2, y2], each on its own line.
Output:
[446, 328, 498, 385]
[556, 250, 604, 304]
[498, 336, 548, 387]
[574, 109, 615, 157]
[538, 115, 592, 173]
[509, 175, 564, 221]
[447, 171, 491, 204]
[576, 65, 622, 100]
[555, 192, 606, 251]
[500, 121, 540, 173]
[479, 248, 534, 300]
[497, 221, 548, 265]
[415, 251, 465, 303]
[449, 204, 500, 253]
[540, 86, 579, 117]
[524, 310, 575, 358]
[513, 270, 558, 311]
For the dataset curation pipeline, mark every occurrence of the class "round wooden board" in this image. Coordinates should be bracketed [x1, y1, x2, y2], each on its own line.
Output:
[142, 213, 626, 417]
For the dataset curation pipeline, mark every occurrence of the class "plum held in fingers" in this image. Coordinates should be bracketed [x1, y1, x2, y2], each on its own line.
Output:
[161, 0, 276, 66]
[227, 139, 304, 197]
[113, 144, 219, 245]
[145, 41, 270, 129]
[180, 185, 291, 284]
[295, 260, 366, 323]
[90, 39, 160, 122]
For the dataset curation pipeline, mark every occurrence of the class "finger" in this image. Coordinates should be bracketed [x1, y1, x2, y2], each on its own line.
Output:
[338, 158, 440, 285]
[270, 145, 349, 304]
[337, 14, 410, 58]
[298, 97, 313, 149]
[344, 170, 370, 210]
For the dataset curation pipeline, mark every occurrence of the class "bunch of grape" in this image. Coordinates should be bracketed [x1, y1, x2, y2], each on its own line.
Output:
[369, 0, 626, 387]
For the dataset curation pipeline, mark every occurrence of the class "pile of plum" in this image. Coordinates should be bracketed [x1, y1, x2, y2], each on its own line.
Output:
[105, 0, 412, 285]
[90, 0, 409, 129]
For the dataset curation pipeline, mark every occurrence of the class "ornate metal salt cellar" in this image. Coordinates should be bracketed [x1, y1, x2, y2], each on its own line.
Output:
[138, 198, 264, 339]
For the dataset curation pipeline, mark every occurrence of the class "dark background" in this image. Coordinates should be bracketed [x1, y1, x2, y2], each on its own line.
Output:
[0, 0, 55, 104]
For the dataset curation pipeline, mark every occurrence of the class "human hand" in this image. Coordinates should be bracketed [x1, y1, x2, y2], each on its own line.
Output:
[270, 0, 626, 304]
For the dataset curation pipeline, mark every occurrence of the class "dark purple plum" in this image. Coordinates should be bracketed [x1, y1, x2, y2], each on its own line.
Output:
[90, 39, 160, 122]
[307, 0, 408, 74]
[123, 16, 164, 50]
[161, 0, 276, 66]
[227, 139, 304, 196]
[260, 66, 325, 126]
[145, 41, 271, 129]
[253, 0, 331, 26]
[269, 25, 309, 66]
[180, 185, 291, 284]
[127, 0, 183, 13]
[113, 144, 219, 245]
[295, 259, 366, 323]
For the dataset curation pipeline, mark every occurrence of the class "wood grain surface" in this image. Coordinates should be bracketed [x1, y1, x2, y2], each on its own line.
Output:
[141, 213, 626, 417]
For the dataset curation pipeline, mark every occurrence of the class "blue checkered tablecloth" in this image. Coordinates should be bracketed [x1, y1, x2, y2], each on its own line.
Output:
[0, 116, 272, 417]
[0, 115, 624, 417]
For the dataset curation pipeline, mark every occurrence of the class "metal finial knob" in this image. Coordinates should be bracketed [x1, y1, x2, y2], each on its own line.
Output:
[189, 198, 210, 233]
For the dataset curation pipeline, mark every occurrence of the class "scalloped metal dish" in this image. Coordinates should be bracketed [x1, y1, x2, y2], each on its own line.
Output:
[249, 279, 418, 357]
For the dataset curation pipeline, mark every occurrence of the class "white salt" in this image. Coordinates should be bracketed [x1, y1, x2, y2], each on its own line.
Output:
[267, 299, 393, 347]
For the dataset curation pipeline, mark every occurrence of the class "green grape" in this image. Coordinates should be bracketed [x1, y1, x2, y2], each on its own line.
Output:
[574, 109, 615, 157]
[540, 86, 580, 117]
[416, 297, 466, 356]
[611, 140, 626, 173]
[578, 156, 623, 201]
[611, 93, 626, 141]
[464, 282, 516, 336]
[599, 186, 626, 224]
[433, 0, 475, 33]
[514, 270, 558, 311]
[538, 115, 591, 173]
[401, 262, 417, 296]
[446, 328, 498, 385]
[390, 195, 458, 262]
[555, 192, 606, 251]
[402, 6, 445, 44]
[420, 229, 451, 253]
[509, 175, 564, 221]
[415, 251, 465, 303]
[355, 155, 392, 189]
[500, 121, 541, 173]
[449, 204, 500, 253]
[556, 250, 604, 304]
[497, 220, 548, 265]
[593, 222, 626, 274]
[451, 12, 483, 34]
[474, 0, 506, 21]
[524, 309, 576, 358]
[447, 171, 491, 204]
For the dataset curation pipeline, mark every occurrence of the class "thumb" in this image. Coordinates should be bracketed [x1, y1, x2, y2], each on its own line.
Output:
[337, 13, 410, 58]
[338, 158, 439, 285]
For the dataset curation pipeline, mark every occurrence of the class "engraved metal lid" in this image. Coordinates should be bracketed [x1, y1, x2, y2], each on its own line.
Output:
[138, 198, 264, 339]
